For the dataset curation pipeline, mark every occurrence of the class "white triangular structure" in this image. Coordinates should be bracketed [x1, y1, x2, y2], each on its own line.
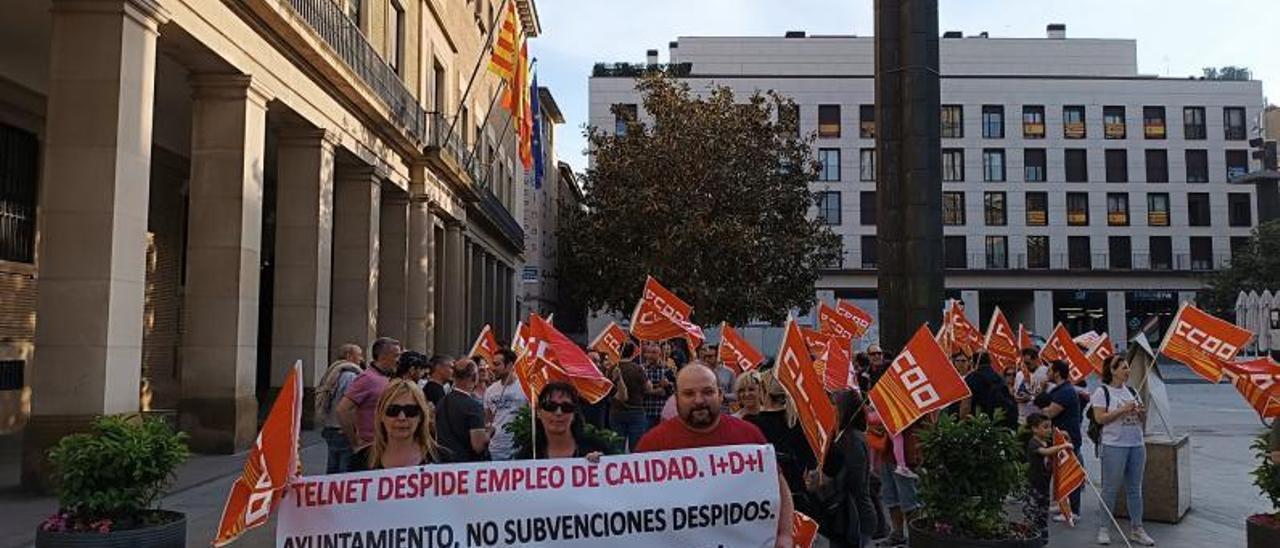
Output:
[1127, 332, 1175, 441]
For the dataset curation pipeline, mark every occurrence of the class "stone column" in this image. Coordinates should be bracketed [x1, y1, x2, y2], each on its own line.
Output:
[441, 223, 466, 355]
[1107, 291, 1128, 350]
[405, 198, 436, 353]
[377, 192, 409, 342]
[1033, 290, 1054, 336]
[23, 0, 169, 489]
[330, 166, 381, 355]
[960, 290, 981, 326]
[179, 74, 269, 454]
[271, 127, 335, 428]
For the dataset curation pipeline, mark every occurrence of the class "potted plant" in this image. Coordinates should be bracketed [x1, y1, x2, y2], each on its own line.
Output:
[37, 415, 190, 548]
[910, 412, 1043, 548]
[1247, 429, 1280, 548]
[507, 406, 626, 456]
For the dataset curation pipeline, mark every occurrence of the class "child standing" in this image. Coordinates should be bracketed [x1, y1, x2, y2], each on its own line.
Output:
[1027, 412, 1073, 537]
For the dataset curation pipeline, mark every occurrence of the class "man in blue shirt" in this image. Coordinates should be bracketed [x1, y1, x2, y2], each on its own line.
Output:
[1035, 360, 1084, 520]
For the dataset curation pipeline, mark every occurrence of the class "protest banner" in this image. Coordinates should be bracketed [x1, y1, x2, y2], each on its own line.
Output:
[776, 318, 837, 469]
[984, 307, 1020, 373]
[1041, 324, 1095, 383]
[629, 276, 705, 350]
[1051, 428, 1085, 526]
[792, 512, 819, 548]
[1222, 357, 1280, 419]
[469, 324, 500, 364]
[277, 445, 781, 548]
[835, 300, 874, 340]
[869, 324, 971, 437]
[1159, 302, 1254, 383]
[589, 322, 630, 362]
[214, 361, 303, 546]
[719, 323, 764, 374]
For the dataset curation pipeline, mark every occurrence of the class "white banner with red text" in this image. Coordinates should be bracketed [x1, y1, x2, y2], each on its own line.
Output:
[277, 445, 780, 548]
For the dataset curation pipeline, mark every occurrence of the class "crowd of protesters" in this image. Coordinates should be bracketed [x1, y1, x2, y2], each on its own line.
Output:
[312, 328, 1158, 547]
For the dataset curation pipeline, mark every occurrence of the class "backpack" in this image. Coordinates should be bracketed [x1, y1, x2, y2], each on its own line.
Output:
[316, 361, 361, 419]
[1085, 385, 1136, 453]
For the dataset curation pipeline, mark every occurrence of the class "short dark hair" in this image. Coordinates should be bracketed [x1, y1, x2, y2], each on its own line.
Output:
[496, 348, 518, 366]
[1026, 412, 1050, 429]
[974, 352, 992, 368]
[1049, 360, 1070, 381]
[1100, 355, 1125, 384]
[428, 354, 454, 372]
[395, 351, 429, 378]
[371, 337, 401, 360]
[1021, 347, 1039, 359]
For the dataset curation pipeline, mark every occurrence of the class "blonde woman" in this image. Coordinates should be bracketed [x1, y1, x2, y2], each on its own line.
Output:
[732, 370, 764, 418]
[351, 379, 440, 470]
[746, 370, 816, 503]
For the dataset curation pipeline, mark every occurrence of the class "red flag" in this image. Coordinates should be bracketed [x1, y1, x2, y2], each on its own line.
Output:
[793, 511, 820, 548]
[1018, 324, 1034, 352]
[213, 361, 302, 546]
[1051, 428, 1085, 525]
[629, 276, 705, 350]
[942, 300, 984, 357]
[512, 320, 530, 356]
[468, 324, 500, 363]
[589, 321, 629, 362]
[1041, 324, 1095, 383]
[821, 334, 855, 392]
[528, 314, 614, 403]
[869, 324, 972, 437]
[719, 323, 764, 374]
[817, 302, 857, 353]
[1158, 302, 1254, 383]
[775, 318, 838, 469]
[1084, 333, 1116, 373]
[835, 300, 875, 339]
[984, 307, 1020, 373]
[1222, 357, 1280, 419]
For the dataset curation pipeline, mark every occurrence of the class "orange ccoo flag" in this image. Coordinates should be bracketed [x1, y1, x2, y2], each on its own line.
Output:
[821, 333, 856, 392]
[793, 511, 820, 548]
[1041, 324, 1095, 383]
[817, 301, 857, 353]
[1018, 324, 1035, 352]
[468, 324, 501, 364]
[942, 300, 984, 357]
[629, 276, 705, 350]
[527, 314, 614, 403]
[1158, 302, 1254, 383]
[719, 323, 764, 374]
[1222, 357, 1280, 419]
[1084, 333, 1116, 373]
[835, 300, 875, 339]
[589, 321, 630, 363]
[869, 324, 971, 437]
[775, 318, 838, 469]
[213, 361, 302, 546]
[1051, 427, 1086, 526]
[984, 307, 1020, 373]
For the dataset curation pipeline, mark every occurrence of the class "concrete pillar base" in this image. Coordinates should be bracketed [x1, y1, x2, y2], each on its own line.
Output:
[1115, 434, 1192, 523]
[177, 394, 258, 454]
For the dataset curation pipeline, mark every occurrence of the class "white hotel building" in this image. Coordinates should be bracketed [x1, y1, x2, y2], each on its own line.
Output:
[588, 26, 1266, 349]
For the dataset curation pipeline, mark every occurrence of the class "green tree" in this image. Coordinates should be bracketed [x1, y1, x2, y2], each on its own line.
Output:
[559, 73, 842, 326]
[1202, 219, 1280, 317]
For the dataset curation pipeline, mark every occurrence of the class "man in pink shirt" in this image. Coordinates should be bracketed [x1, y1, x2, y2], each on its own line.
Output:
[336, 337, 402, 455]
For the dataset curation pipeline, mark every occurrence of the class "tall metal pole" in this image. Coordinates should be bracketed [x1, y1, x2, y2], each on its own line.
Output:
[875, 0, 944, 352]
[443, 0, 513, 146]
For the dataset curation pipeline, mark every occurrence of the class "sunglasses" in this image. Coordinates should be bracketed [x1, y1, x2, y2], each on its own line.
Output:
[384, 404, 423, 418]
[540, 401, 577, 414]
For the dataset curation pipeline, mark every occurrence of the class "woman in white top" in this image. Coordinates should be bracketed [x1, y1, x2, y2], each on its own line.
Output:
[1091, 356, 1155, 546]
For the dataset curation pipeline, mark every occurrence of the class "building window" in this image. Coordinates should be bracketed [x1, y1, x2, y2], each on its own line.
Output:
[1224, 107, 1247, 140]
[1231, 236, 1251, 259]
[1067, 192, 1089, 226]
[818, 104, 841, 138]
[1149, 236, 1173, 270]
[859, 149, 875, 181]
[818, 148, 841, 181]
[1143, 106, 1166, 139]
[1190, 236, 1214, 270]
[1022, 106, 1045, 139]
[1185, 149, 1209, 182]
[942, 149, 965, 182]
[983, 149, 1006, 182]
[778, 104, 800, 137]
[389, 0, 405, 74]
[1109, 236, 1132, 269]
[1228, 192, 1252, 227]
[1068, 236, 1092, 269]
[0, 123, 39, 263]
[982, 105, 1004, 138]
[1065, 149, 1088, 182]
[347, 0, 363, 23]
[1027, 236, 1049, 269]
[942, 192, 966, 226]
[944, 235, 967, 269]
[816, 191, 842, 225]
[1145, 149, 1169, 183]
[1183, 107, 1206, 140]
[985, 236, 1008, 269]
[861, 235, 878, 269]
[1063, 105, 1086, 139]
[1147, 193, 1170, 226]
[614, 104, 637, 136]
[1187, 192, 1212, 227]
[860, 191, 876, 226]
[941, 105, 964, 138]
[859, 105, 875, 138]
[1103, 106, 1126, 139]
[1226, 150, 1249, 182]
[984, 192, 1007, 226]
[1024, 148, 1047, 182]
[1105, 149, 1129, 183]
[1106, 192, 1130, 226]
[1025, 192, 1048, 226]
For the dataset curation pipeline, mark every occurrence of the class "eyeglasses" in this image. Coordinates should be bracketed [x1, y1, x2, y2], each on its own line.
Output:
[540, 401, 577, 414]
[384, 404, 423, 418]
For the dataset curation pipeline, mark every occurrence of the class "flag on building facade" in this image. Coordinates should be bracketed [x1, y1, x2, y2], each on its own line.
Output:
[869, 324, 971, 437]
[1159, 302, 1254, 383]
[1222, 357, 1280, 419]
[529, 71, 545, 188]
[775, 318, 837, 469]
[719, 323, 764, 374]
[485, 1, 519, 81]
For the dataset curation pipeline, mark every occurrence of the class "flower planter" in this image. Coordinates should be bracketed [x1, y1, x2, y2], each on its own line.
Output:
[1247, 514, 1280, 548]
[36, 511, 185, 548]
[908, 519, 1045, 548]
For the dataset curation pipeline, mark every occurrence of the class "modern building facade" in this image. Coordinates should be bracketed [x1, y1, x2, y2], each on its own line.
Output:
[0, 0, 538, 487]
[589, 26, 1265, 350]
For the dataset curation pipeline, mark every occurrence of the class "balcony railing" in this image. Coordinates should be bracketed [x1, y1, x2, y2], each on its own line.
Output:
[476, 185, 525, 248]
[592, 62, 693, 78]
[850, 253, 1235, 272]
[286, 0, 427, 145]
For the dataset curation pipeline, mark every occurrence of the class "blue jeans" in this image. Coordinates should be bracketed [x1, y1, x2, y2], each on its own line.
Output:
[610, 408, 648, 452]
[877, 460, 919, 513]
[1098, 443, 1146, 528]
[322, 427, 353, 474]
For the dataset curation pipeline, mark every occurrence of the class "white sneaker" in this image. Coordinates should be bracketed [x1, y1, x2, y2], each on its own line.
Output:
[1129, 528, 1156, 546]
[1096, 528, 1112, 545]
[1052, 512, 1077, 523]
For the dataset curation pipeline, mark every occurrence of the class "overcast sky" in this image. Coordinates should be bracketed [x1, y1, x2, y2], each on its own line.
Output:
[530, 0, 1278, 174]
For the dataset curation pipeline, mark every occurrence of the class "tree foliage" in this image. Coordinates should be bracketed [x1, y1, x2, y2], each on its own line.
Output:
[559, 73, 842, 326]
[1202, 66, 1253, 81]
[1201, 220, 1280, 317]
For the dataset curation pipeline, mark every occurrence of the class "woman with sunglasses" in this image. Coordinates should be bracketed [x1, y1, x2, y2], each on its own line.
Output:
[350, 379, 440, 470]
[517, 382, 605, 461]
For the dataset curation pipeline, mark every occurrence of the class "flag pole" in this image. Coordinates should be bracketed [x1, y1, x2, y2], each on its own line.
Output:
[1084, 475, 1135, 548]
[530, 384, 539, 459]
[443, 0, 513, 146]
[464, 77, 510, 176]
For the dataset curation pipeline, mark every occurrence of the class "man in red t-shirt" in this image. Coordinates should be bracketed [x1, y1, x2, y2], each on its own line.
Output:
[636, 363, 794, 547]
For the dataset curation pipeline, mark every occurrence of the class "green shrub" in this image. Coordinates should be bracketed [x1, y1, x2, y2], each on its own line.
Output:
[1251, 429, 1280, 516]
[47, 415, 189, 523]
[506, 406, 624, 456]
[917, 412, 1028, 539]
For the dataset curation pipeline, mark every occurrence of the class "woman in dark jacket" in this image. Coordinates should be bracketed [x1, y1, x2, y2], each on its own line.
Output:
[817, 389, 877, 548]
[516, 382, 607, 460]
